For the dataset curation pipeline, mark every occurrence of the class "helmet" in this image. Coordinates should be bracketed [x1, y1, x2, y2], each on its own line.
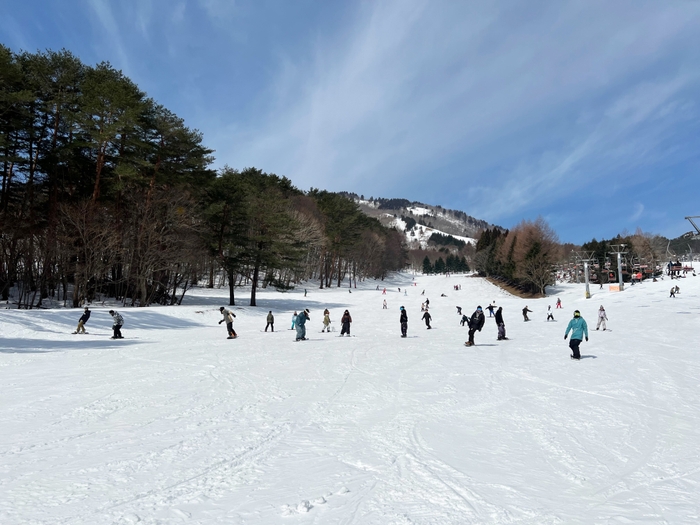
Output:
[219, 307, 225, 311]
[109, 310, 114, 315]
[574, 310, 581, 317]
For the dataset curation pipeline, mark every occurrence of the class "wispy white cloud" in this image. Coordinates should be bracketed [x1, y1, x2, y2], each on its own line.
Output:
[219, 0, 700, 231]
[85, 0, 130, 69]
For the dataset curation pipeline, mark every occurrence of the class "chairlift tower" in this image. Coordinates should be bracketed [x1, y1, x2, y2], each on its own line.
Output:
[686, 216, 700, 240]
[609, 244, 628, 291]
[573, 251, 596, 298]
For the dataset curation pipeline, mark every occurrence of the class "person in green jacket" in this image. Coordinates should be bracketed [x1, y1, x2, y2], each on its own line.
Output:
[265, 311, 274, 332]
[564, 309, 588, 360]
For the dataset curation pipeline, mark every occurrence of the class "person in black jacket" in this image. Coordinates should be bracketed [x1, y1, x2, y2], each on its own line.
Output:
[73, 307, 91, 334]
[400, 306, 408, 337]
[340, 310, 352, 336]
[422, 310, 432, 329]
[495, 306, 507, 340]
[522, 306, 533, 321]
[464, 306, 485, 346]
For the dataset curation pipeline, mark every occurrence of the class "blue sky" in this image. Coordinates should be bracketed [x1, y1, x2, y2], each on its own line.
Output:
[2, 0, 700, 244]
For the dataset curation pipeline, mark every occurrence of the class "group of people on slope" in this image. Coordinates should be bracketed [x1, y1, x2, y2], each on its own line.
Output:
[71, 307, 124, 339]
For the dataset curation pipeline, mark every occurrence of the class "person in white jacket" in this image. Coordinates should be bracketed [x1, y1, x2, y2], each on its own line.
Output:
[596, 305, 608, 331]
[219, 307, 237, 338]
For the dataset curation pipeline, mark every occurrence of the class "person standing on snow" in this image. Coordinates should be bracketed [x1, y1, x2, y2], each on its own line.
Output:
[495, 306, 507, 340]
[456, 306, 462, 315]
[295, 309, 310, 341]
[464, 306, 485, 346]
[340, 310, 352, 336]
[109, 310, 124, 339]
[382, 299, 387, 310]
[486, 304, 495, 317]
[322, 309, 331, 332]
[556, 298, 562, 309]
[596, 306, 608, 331]
[422, 310, 432, 329]
[291, 311, 298, 330]
[219, 307, 237, 338]
[399, 306, 408, 337]
[73, 307, 91, 334]
[546, 305, 555, 321]
[265, 311, 274, 332]
[522, 306, 533, 321]
[564, 309, 588, 360]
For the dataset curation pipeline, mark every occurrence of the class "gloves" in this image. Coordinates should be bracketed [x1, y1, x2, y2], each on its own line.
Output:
[218, 320, 223, 324]
[564, 334, 568, 340]
[585, 337, 588, 342]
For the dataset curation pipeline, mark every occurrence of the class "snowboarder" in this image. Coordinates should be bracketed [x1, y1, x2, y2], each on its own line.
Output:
[400, 306, 408, 337]
[486, 304, 495, 317]
[219, 307, 237, 338]
[670, 287, 676, 298]
[291, 311, 298, 330]
[73, 307, 91, 334]
[382, 299, 387, 310]
[464, 306, 485, 346]
[322, 309, 331, 332]
[295, 309, 310, 341]
[109, 310, 124, 339]
[422, 310, 432, 329]
[425, 298, 430, 308]
[546, 305, 554, 321]
[265, 311, 274, 332]
[456, 306, 462, 315]
[340, 310, 352, 336]
[564, 309, 588, 360]
[495, 306, 507, 340]
[596, 306, 608, 330]
[460, 314, 468, 326]
[556, 298, 562, 309]
[522, 306, 533, 322]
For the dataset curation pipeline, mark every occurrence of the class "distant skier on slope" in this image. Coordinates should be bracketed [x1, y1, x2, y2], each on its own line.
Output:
[464, 306, 485, 346]
[73, 307, 91, 334]
[486, 304, 495, 317]
[340, 310, 352, 336]
[219, 307, 237, 339]
[546, 305, 555, 322]
[400, 306, 408, 337]
[495, 306, 507, 340]
[291, 311, 298, 330]
[422, 310, 432, 329]
[109, 310, 124, 339]
[322, 309, 331, 332]
[522, 306, 533, 322]
[265, 311, 274, 332]
[295, 309, 310, 341]
[596, 306, 608, 330]
[564, 309, 588, 360]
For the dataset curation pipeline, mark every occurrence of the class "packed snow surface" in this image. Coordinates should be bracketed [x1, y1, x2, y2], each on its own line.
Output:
[2, 271, 699, 524]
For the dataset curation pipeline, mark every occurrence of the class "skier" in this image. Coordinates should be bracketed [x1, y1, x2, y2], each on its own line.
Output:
[295, 309, 310, 341]
[495, 306, 507, 340]
[522, 306, 533, 321]
[460, 314, 468, 326]
[322, 309, 332, 332]
[670, 287, 676, 298]
[464, 306, 485, 346]
[486, 304, 495, 317]
[456, 306, 462, 315]
[340, 310, 352, 336]
[218, 306, 237, 339]
[556, 298, 562, 309]
[109, 310, 124, 339]
[422, 310, 432, 329]
[425, 298, 430, 308]
[291, 311, 298, 330]
[265, 311, 274, 332]
[73, 307, 91, 334]
[382, 299, 387, 310]
[399, 306, 408, 337]
[546, 305, 554, 322]
[564, 309, 588, 360]
[596, 306, 608, 331]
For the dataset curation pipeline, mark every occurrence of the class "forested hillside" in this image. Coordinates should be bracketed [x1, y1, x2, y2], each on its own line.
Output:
[0, 47, 406, 309]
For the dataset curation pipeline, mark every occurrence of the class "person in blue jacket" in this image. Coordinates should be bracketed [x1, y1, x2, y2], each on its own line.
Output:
[296, 309, 310, 341]
[564, 309, 588, 360]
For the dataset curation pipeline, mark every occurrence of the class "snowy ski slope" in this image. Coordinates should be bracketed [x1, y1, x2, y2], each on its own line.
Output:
[1, 270, 699, 524]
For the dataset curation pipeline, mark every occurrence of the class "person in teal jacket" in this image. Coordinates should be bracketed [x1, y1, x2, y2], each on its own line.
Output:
[564, 309, 588, 360]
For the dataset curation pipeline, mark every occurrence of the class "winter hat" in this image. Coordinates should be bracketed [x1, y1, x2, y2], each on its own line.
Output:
[109, 310, 114, 315]
[219, 307, 225, 311]
[400, 306, 405, 310]
[84, 307, 89, 311]
[304, 309, 310, 314]
[574, 310, 581, 317]
[477, 305, 482, 311]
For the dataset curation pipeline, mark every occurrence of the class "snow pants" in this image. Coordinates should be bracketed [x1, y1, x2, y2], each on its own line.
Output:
[497, 323, 506, 340]
[400, 322, 408, 337]
[569, 338, 582, 359]
[76, 320, 87, 333]
[468, 327, 477, 344]
[341, 322, 350, 335]
[596, 318, 606, 330]
[112, 324, 123, 339]
[226, 321, 237, 337]
[265, 322, 274, 332]
[296, 324, 306, 340]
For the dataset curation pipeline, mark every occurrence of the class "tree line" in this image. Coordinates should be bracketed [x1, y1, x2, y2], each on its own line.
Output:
[0, 46, 406, 308]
